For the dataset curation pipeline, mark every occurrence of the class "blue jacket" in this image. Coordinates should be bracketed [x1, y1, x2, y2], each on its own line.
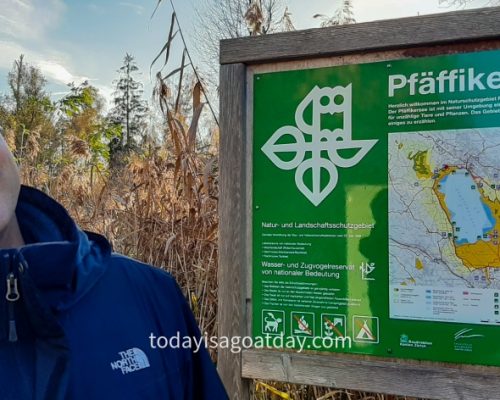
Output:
[0, 186, 228, 399]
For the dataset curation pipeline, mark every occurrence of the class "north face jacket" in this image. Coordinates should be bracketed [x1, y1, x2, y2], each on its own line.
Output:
[0, 186, 228, 399]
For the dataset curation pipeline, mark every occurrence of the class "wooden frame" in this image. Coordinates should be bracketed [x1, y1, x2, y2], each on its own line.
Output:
[218, 7, 500, 400]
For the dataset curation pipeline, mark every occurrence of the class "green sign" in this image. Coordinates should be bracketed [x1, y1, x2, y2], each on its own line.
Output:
[252, 49, 500, 365]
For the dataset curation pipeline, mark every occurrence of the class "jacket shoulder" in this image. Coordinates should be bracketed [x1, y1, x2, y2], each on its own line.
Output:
[97, 254, 229, 399]
[103, 253, 201, 345]
[107, 253, 178, 287]
[103, 253, 187, 318]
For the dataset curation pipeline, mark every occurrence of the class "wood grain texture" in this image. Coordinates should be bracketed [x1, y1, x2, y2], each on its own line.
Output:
[242, 349, 500, 400]
[218, 63, 250, 400]
[220, 7, 500, 65]
[244, 67, 254, 340]
[249, 40, 500, 75]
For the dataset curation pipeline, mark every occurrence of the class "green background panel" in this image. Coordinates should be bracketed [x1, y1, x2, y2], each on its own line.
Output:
[252, 49, 500, 366]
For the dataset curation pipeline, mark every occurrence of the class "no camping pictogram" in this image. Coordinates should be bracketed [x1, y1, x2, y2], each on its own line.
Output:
[353, 316, 379, 344]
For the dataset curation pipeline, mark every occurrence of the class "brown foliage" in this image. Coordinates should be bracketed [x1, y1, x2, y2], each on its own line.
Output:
[20, 125, 219, 344]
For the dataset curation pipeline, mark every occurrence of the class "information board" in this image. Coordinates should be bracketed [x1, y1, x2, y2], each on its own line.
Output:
[252, 49, 500, 366]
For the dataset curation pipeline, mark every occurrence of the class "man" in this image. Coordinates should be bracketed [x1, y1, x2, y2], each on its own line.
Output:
[0, 130, 228, 399]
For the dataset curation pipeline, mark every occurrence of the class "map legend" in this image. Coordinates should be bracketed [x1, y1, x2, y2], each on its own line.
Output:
[390, 286, 500, 325]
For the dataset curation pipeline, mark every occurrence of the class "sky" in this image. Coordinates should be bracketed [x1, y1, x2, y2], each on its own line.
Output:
[0, 0, 491, 109]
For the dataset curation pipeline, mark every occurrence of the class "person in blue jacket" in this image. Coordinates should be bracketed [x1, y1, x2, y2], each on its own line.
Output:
[0, 131, 229, 399]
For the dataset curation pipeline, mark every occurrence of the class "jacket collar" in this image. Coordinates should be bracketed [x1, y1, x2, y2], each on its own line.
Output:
[0, 185, 111, 310]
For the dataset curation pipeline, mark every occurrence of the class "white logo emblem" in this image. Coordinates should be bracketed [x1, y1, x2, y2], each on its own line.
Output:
[110, 348, 150, 375]
[261, 85, 378, 206]
[360, 262, 376, 280]
[454, 328, 484, 341]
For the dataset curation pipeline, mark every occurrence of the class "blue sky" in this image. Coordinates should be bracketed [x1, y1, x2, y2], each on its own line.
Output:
[0, 0, 487, 108]
[0, 0, 188, 105]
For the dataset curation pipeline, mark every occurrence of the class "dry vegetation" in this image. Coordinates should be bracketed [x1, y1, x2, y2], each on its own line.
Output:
[6, 101, 220, 346]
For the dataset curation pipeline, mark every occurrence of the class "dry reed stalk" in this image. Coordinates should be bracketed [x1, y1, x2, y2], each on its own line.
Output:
[20, 140, 220, 347]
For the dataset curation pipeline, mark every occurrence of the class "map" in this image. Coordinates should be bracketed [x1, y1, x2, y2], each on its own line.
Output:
[389, 128, 500, 325]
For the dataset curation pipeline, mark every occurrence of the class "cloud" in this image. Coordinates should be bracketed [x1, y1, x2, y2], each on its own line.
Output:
[0, 39, 114, 110]
[0, 40, 26, 70]
[0, 40, 89, 87]
[289, 0, 482, 28]
[352, 0, 448, 21]
[37, 60, 89, 86]
[0, 0, 66, 40]
[0, 1, 89, 90]
[95, 84, 115, 111]
[119, 2, 145, 15]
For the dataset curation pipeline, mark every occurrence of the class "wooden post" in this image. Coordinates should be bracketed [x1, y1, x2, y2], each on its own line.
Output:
[218, 63, 250, 400]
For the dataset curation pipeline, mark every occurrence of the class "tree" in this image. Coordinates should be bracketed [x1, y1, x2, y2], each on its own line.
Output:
[0, 55, 55, 160]
[58, 81, 118, 173]
[314, 0, 355, 27]
[279, 7, 295, 32]
[110, 53, 148, 151]
[194, 0, 286, 87]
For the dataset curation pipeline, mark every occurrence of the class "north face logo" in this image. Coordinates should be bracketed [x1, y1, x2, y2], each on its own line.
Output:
[110, 348, 150, 375]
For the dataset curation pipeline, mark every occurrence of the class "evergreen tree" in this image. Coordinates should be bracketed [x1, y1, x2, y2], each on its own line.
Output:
[110, 53, 148, 151]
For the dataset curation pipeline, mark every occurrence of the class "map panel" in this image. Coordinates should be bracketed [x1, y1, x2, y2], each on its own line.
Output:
[389, 128, 500, 325]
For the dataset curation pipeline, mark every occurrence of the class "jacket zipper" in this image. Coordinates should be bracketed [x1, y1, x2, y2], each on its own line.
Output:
[6, 266, 21, 342]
